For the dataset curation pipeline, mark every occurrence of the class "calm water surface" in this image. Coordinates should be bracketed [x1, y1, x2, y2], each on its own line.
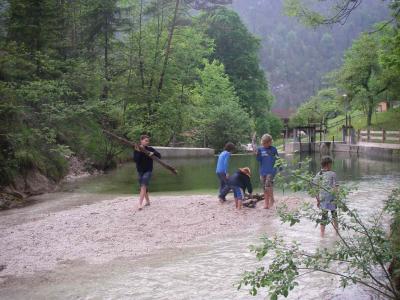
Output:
[61, 152, 400, 195]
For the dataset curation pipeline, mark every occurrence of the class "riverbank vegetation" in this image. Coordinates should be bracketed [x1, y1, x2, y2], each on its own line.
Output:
[288, 0, 400, 130]
[239, 159, 400, 299]
[325, 108, 400, 141]
[0, 0, 281, 189]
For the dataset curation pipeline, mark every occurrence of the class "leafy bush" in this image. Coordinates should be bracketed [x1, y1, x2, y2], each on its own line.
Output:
[238, 159, 400, 299]
[255, 113, 283, 140]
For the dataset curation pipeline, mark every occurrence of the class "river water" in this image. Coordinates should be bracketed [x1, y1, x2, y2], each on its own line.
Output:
[1, 152, 399, 299]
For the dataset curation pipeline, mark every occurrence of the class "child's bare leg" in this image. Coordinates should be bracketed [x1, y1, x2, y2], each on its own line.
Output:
[269, 188, 274, 208]
[235, 199, 238, 209]
[144, 188, 150, 206]
[261, 176, 269, 209]
[264, 188, 273, 209]
[138, 186, 146, 209]
[238, 200, 242, 210]
[320, 224, 325, 237]
[264, 190, 269, 209]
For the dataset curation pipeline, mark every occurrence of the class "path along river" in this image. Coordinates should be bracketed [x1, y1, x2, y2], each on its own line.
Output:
[0, 152, 399, 299]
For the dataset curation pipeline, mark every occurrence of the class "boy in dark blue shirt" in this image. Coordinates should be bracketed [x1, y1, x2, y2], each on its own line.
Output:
[133, 135, 161, 210]
[219, 167, 253, 210]
[256, 134, 279, 209]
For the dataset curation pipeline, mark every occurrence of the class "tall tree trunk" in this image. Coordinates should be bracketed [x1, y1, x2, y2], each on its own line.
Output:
[157, 0, 180, 97]
[72, 0, 78, 52]
[146, 0, 164, 118]
[59, 0, 70, 59]
[102, 14, 110, 100]
[367, 96, 374, 127]
[147, 0, 163, 94]
[125, 6, 135, 125]
[138, 0, 145, 89]
[33, 0, 42, 76]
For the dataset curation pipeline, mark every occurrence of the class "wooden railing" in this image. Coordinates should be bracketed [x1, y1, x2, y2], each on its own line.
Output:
[358, 129, 400, 143]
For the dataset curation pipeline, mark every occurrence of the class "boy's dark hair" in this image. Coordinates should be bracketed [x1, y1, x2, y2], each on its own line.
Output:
[321, 156, 333, 167]
[140, 134, 150, 141]
[224, 142, 235, 152]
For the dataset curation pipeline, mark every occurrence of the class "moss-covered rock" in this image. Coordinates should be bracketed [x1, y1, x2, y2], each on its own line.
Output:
[0, 168, 58, 210]
[0, 191, 26, 210]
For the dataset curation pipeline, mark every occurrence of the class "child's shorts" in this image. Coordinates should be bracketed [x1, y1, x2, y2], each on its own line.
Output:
[233, 187, 244, 201]
[260, 174, 274, 190]
[138, 171, 152, 187]
[321, 209, 337, 223]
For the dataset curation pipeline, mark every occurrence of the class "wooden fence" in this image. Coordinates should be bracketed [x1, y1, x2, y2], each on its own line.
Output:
[358, 129, 400, 143]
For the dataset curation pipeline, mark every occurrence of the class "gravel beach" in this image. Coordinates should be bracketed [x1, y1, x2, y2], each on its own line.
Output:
[0, 194, 303, 278]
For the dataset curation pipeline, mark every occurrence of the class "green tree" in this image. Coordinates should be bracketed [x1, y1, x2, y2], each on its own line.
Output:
[190, 60, 253, 150]
[380, 27, 400, 99]
[290, 88, 341, 127]
[202, 8, 273, 117]
[6, 0, 62, 54]
[255, 113, 283, 140]
[118, 5, 214, 144]
[335, 33, 394, 126]
[80, 0, 130, 100]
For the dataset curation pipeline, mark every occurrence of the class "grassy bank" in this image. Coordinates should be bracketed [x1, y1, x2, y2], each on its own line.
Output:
[326, 108, 400, 141]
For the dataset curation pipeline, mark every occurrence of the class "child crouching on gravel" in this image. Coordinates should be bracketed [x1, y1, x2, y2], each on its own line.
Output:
[219, 167, 252, 210]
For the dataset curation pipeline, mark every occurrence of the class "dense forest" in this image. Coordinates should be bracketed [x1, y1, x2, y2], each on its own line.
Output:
[0, 0, 283, 189]
[232, 0, 390, 109]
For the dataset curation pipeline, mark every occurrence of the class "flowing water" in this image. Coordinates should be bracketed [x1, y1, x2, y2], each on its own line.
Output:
[1, 152, 399, 299]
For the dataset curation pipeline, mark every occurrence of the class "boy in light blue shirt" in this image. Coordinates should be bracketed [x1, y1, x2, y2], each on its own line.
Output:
[256, 134, 279, 209]
[216, 142, 235, 203]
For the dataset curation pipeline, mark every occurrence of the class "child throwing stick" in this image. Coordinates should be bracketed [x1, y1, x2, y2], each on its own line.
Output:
[133, 135, 161, 211]
[219, 167, 253, 210]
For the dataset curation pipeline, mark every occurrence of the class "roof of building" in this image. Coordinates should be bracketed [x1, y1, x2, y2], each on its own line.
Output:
[271, 108, 295, 119]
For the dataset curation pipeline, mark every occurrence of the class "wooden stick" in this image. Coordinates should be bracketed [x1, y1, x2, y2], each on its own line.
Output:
[102, 129, 178, 175]
[243, 193, 264, 208]
[251, 132, 257, 154]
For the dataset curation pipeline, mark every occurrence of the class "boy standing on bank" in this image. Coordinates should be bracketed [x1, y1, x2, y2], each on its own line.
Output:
[216, 142, 235, 203]
[256, 134, 279, 209]
[133, 135, 161, 210]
